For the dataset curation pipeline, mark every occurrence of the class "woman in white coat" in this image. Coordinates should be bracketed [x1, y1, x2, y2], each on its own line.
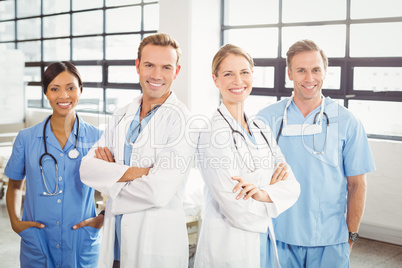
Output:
[194, 44, 301, 268]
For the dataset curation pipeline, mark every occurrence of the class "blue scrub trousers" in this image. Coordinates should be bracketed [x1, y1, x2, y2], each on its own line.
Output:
[276, 241, 350, 268]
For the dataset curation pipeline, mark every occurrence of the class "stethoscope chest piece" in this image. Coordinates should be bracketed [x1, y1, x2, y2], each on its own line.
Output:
[68, 148, 79, 159]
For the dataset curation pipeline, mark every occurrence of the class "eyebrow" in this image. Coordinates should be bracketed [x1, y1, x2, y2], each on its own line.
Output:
[49, 82, 77, 87]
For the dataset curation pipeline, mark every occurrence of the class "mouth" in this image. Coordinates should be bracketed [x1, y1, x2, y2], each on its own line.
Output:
[229, 87, 246, 94]
[148, 81, 164, 88]
[57, 102, 72, 108]
[303, 85, 316, 90]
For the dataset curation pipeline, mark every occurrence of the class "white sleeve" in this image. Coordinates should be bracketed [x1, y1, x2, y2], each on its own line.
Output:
[109, 115, 198, 214]
[198, 129, 275, 233]
[80, 112, 130, 197]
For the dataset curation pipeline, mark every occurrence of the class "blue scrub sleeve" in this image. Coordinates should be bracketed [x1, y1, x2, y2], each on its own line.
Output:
[342, 119, 375, 176]
[4, 132, 26, 181]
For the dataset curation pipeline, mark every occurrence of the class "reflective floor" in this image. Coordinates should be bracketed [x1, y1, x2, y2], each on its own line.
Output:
[0, 188, 401, 268]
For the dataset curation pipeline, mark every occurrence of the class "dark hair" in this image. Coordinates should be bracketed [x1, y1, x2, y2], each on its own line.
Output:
[137, 33, 181, 66]
[43, 61, 83, 94]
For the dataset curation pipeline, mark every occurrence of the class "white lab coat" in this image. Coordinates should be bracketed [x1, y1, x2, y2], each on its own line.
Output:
[194, 104, 300, 268]
[80, 92, 197, 268]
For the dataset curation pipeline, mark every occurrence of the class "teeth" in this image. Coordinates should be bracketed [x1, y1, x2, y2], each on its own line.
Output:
[58, 103, 70, 107]
[304, 85, 315, 89]
[230, 88, 245, 93]
[149, 82, 162, 87]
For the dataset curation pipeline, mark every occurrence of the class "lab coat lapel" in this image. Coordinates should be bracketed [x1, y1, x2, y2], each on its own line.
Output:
[114, 95, 142, 164]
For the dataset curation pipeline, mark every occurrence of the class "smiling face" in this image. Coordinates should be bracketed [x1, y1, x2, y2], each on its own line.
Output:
[213, 53, 253, 108]
[288, 50, 326, 106]
[45, 71, 81, 118]
[136, 44, 181, 104]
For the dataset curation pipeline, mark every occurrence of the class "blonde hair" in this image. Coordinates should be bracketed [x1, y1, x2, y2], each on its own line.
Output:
[286, 39, 328, 71]
[212, 44, 254, 76]
[137, 33, 182, 66]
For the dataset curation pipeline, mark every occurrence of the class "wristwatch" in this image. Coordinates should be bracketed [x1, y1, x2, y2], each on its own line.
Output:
[349, 232, 359, 242]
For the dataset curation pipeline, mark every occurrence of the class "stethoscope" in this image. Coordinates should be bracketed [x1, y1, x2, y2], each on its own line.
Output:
[39, 114, 80, 196]
[276, 95, 330, 155]
[126, 104, 161, 146]
[217, 108, 276, 172]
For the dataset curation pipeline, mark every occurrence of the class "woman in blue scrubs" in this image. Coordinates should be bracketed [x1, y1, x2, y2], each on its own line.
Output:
[5, 62, 103, 267]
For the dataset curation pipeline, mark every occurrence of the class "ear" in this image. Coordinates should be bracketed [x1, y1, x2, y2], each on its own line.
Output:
[135, 59, 140, 74]
[173, 65, 181, 79]
[212, 74, 219, 88]
[287, 67, 293, 81]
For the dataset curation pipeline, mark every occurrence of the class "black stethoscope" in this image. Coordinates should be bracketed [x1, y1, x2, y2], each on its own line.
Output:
[39, 114, 80, 196]
[217, 108, 276, 172]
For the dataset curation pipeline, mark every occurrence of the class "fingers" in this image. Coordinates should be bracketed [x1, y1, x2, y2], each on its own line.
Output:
[94, 147, 115, 162]
[72, 219, 89, 230]
[270, 163, 288, 185]
[231, 176, 244, 194]
[236, 184, 257, 200]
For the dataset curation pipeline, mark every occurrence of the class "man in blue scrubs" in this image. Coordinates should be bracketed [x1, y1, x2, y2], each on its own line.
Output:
[258, 39, 375, 267]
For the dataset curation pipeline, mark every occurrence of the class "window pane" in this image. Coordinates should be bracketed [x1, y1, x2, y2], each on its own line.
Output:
[354, 67, 402, 92]
[245, 95, 278, 117]
[108, 66, 138, 83]
[106, 6, 141, 33]
[253, 66, 274, 88]
[349, 100, 402, 136]
[43, 38, 70, 61]
[0, 21, 15, 41]
[283, 0, 346, 23]
[43, 14, 70, 38]
[350, 22, 402, 57]
[73, 10, 103, 35]
[224, 0, 278, 26]
[43, 0, 70, 14]
[224, 28, 278, 58]
[106, 89, 141, 113]
[78, 87, 103, 113]
[106, 34, 140, 60]
[26, 85, 43, 108]
[17, 0, 41, 18]
[282, 25, 346, 58]
[78, 66, 103, 83]
[0, 0, 15, 20]
[106, 0, 141, 7]
[285, 66, 341, 90]
[18, 41, 41, 62]
[24, 67, 41, 83]
[73, 36, 103, 60]
[351, 0, 402, 19]
[0, 43, 15, 50]
[17, 18, 41, 40]
[73, 0, 103, 11]
[144, 4, 159, 31]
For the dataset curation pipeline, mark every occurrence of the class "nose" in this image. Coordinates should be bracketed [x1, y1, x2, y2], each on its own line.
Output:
[151, 67, 162, 80]
[305, 71, 314, 82]
[233, 74, 242, 85]
[58, 88, 69, 98]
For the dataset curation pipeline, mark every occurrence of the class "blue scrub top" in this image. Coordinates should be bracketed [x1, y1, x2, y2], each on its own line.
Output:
[257, 97, 375, 247]
[5, 116, 102, 268]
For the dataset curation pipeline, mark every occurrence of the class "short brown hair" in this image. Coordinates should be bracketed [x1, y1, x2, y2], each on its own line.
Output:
[43, 61, 83, 94]
[137, 33, 182, 66]
[286, 39, 328, 71]
[212, 44, 254, 76]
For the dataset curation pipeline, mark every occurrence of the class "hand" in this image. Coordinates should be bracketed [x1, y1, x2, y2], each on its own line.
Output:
[270, 163, 288, 185]
[11, 220, 45, 234]
[231, 176, 270, 202]
[94, 147, 115, 162]
[72, 214, 104, 230]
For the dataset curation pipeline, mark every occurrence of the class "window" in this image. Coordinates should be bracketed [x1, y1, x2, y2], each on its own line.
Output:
[222, 0, 402, 138]
[0, 0, 159, 114]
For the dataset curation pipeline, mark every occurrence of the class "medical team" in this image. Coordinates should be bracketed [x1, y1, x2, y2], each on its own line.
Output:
[5, 33, 374, 268]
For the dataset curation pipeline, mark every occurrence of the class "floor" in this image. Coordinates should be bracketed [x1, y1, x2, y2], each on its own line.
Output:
[0, 187, 401, 268]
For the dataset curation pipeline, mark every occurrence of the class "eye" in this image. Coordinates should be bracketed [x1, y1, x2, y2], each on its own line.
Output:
[163, 66, 173, 70]
[50, 87, 58, 92]
[223, 73, 232, 77]
[297, 69, 305, 73]
[242, 71, 250, 75]
[145, 64, 153, 68]
[68, 86, 76, 91]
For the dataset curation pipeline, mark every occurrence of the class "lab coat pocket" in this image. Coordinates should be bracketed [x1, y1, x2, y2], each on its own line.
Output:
[18, 227, 49, 267]
[80, 226, 101, 246]
[143, 210, 187, 257]
[205, 218, 253, 264]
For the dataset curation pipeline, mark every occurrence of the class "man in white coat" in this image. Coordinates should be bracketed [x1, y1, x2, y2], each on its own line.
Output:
[80, 33, 197, 268]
